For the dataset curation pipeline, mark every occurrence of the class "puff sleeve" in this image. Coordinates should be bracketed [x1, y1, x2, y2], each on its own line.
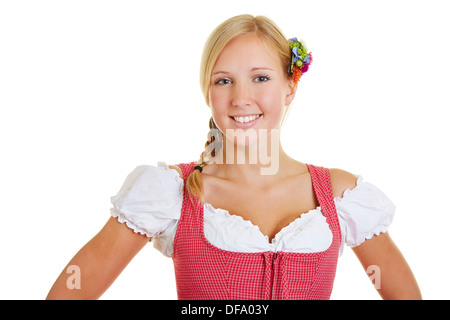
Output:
[336, 176, 395, 255]
[110, 162, 184, 250]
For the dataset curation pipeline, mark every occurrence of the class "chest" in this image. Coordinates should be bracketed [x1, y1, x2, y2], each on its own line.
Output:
[202, 174, 319, 242]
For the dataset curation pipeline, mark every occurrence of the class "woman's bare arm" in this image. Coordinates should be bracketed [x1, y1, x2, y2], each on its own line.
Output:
[329, 168, 421, 299]
[352, 232, 421, 299]
[46, 216, 149, 299]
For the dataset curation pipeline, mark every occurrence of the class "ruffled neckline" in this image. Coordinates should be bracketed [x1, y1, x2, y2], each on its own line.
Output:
[202, 175, 364, 244]
[204, 202, 323, 245]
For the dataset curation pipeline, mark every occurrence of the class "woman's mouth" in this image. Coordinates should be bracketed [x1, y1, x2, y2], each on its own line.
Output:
[230, 114, 262, 128]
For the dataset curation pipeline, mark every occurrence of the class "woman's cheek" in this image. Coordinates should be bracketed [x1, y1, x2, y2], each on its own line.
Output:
[257, 91, 285, 127]
[209, 99, 228, 133]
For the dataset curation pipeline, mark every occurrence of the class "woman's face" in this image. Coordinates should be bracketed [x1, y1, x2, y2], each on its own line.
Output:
[209, 33, 295, 146]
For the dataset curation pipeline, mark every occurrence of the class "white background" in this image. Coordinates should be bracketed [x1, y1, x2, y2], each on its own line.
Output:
[1, 0, 449, 300]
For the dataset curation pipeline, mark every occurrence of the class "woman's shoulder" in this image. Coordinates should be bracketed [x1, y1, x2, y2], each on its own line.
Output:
[130, 162, 184, 185]
[328, 167, 358, 199]
[110, 162, 185, 239]
[112, 163, 185, 204]
[168, 164, 184, 180]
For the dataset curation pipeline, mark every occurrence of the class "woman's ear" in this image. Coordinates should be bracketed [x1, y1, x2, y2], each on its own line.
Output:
[285, 79, 298, 106]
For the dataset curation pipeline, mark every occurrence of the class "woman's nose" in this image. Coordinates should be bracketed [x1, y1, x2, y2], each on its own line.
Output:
[232, 81, 252, 108]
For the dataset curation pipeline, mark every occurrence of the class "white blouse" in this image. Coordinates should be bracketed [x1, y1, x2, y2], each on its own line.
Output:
[110, 162, 395, 257]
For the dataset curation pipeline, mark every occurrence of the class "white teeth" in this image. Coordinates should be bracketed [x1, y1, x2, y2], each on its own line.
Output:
[233, 114, 260, 123]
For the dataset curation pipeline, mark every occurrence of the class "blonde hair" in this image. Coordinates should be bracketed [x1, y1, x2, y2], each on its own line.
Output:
[200, 14, 291, 106]
[187, 14, 293, 203]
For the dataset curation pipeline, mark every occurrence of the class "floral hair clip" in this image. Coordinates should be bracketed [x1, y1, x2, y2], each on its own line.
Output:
[288, 37, 312, 85]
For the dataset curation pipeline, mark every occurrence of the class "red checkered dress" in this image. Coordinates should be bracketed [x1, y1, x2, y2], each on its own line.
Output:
[172, 162, 341, 300]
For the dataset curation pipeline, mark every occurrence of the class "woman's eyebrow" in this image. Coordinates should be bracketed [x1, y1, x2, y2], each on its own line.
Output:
[212, 70, 231, 76]
[212, 67, 274, 76]
[250, 67, 274, 72]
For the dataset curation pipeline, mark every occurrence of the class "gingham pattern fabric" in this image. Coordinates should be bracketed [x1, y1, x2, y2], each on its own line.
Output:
[172, 162, 341, 300]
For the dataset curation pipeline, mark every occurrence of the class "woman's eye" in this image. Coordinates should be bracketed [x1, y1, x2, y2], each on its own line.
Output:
[255, 75, 270, 82]
[215, 78, 232, 85]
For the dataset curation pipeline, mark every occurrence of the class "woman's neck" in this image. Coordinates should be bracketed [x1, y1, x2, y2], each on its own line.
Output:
[206, 129, 295, 185]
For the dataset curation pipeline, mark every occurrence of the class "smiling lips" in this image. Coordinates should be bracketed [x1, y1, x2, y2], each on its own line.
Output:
[228, 114, 262, 128]
[231, 114, 261, 123]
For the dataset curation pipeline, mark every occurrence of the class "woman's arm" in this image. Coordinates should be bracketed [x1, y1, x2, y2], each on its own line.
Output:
[352, 232, 422, 300]
[329, 168, 421, 299]
[46, 216, 149, 299]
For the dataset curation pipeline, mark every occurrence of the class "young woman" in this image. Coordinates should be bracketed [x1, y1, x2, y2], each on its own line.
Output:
[46, 14, 421, 300]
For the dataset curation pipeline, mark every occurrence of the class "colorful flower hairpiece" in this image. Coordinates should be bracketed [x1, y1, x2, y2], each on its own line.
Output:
[288, 37, 312, 85]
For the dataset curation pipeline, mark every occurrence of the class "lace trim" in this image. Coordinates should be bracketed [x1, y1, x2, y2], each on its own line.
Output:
[204, 202, 323, 245]
[110, 208, 152, 238]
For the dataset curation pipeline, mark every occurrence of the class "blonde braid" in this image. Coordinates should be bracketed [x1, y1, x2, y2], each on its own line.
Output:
[186, 117, 223, 203]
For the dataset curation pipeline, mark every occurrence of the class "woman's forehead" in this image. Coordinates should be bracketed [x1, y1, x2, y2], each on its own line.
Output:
[213, 34, 281, 73]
